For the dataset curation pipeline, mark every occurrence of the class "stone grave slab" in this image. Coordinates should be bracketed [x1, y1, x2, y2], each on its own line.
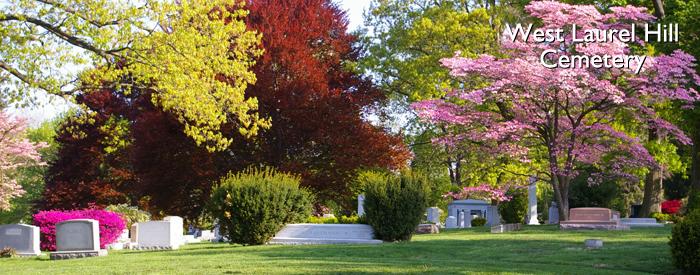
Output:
[50, 219, 107, 260]
[0, 224, 40, 256]
[135, 220, 181, 250]
[269, 224, 382, 245]
[620, 218, 664, 228]
[560, 208, 629, 230]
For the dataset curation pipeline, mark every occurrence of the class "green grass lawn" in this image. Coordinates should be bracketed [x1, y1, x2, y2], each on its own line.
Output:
[0, 225, 674, 274]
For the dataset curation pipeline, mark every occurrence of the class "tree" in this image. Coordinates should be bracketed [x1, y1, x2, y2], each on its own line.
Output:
[0, 0, 267, 151]
[359, 0, 530, 186]
[0, 117, 60, 223]
[221, 0, 411, 205]
[0, 110, 45, 210]
[414, 1, 699, 220]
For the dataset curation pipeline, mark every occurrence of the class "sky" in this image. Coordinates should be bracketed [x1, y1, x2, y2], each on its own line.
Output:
[9, 0, 373, 125]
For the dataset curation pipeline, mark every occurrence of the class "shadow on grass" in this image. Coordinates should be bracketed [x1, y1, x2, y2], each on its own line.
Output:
[172, 236, 671, 274]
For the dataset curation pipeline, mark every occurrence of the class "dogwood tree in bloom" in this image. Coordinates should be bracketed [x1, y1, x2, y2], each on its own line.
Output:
[443, 184, 515, 203]
[0, 111, 45, 210]
[413, 1, 700, 220]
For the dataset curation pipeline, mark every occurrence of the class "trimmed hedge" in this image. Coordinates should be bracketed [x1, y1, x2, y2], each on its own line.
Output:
[362, 171, 429, 242]
[669, 209, 700, 273]
[208, 167, 313, 245]
[471, 217, 487, 227]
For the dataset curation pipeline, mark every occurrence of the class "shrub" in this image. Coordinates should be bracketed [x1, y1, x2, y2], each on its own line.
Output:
[362, 171, 429, 242]
[104, 204, 151, 228]
[471, 217, 487, 227]
[0, 247, 17, 258]
[651, 212, 672, 223]
[208, 167, 313, 245]
[662, 200, 683, 214]
[669, 209, 700, 273]
[32, 209, 126, 251]
[498, 188, 527, 224]
[307, 216, 338, 224]
[338, 215, 366, 224]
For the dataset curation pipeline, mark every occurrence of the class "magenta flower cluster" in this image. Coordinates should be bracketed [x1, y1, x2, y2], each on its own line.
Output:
[33, 209, 126, 251]
[443, 184, 515, 202]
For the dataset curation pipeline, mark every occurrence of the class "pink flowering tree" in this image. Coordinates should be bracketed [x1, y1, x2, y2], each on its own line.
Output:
[444, 184, 515, 203]
[0, 110, 46, 210]
[413, 1, 700, 220]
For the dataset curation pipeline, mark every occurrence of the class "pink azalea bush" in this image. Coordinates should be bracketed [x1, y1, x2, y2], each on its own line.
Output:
[33, 209, 126, 251]
[444, 184, 517, 202]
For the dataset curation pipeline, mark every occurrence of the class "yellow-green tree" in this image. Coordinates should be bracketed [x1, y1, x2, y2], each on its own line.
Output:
[0, 0, 269, 151]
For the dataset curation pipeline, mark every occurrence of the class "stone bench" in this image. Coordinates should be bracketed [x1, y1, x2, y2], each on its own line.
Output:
[620, 218, 664, 228]
[560, 208, 629, 230]
[269, 224, 383, 245]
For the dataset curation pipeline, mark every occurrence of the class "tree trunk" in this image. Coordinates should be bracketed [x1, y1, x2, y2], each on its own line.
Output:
[552, 176, 570, 221]
[652, 0, 665, 19]
[641, 129, 664, 217]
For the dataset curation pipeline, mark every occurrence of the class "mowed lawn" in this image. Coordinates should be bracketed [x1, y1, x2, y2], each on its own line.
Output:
[0, 225, 674, 274]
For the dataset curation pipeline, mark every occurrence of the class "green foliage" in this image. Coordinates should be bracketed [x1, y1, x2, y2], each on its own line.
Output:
[498, 189, 527, 224]
[471, 217, 487, 227]
[362, 171, 429, 242]
[208, 167, 313, 245]
[669, 209, 700, 273]
[687, 188, 700, 213]
[651, 212, 672, 223]
[104, 204, 151, 228]
[0, 0, 269, 151]
[306, 215, 366, 224]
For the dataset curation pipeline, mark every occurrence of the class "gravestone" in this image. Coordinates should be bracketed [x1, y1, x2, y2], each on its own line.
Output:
[0, 224, 40, 256]
[183, 235, 200, 244]
[560, 208, 629, 230]
[357, 194, 365, 216]
[445, 216, 457, 229]
[584, 239, 603, 249]
[620, 218, 664, 228]
[136, 220, 181, 250]
[199, 230, 215, 241]
[51, 219, 107, 260]
[548, 202, 560, 224]
[269, 224, 382, 244]
[108, 229, 130, 250]
[527, 176, 539, 225]
[426, 207, 440, 225]
[130, 223, 138, 242]
[164, 216, 184, 245]
[491, 223, 522, 233]
[486, 205, 501, 226]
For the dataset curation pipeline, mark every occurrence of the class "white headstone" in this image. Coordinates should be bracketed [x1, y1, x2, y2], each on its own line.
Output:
[548, 202, 559, 224]
[199, 230, 215, 241]
[136, 220, 181, 250]
[445, 216, 457, 229]
[527, 176, 539, 225]
[55, 219, 100, 252]
[269, 224, 382, 244]
[130, 223, 139, 242]
[357, 194, 365, 216]
[0, 224, 40, 256]
[426, 207, 440, 224]
[163, 216, 184, 245]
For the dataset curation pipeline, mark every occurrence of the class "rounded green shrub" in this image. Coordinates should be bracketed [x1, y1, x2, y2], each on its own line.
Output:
[498, 189, 527, 224]
[471, 217, 487, 227]
[105, 204, 151, 228]
[669, 209, 700, 273]
[208, 167, 313, 245]
[362, 171, 429, 242]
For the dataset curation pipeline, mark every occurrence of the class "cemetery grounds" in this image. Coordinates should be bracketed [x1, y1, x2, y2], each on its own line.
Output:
[0, 225, 672, 274]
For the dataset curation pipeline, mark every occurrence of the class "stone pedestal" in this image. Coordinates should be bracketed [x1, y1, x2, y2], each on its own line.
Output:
[50, 249, 107, 260]
[527, 177, 539, 225]
[357, 194, 365, 217]
[548, 202, 559, 224]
